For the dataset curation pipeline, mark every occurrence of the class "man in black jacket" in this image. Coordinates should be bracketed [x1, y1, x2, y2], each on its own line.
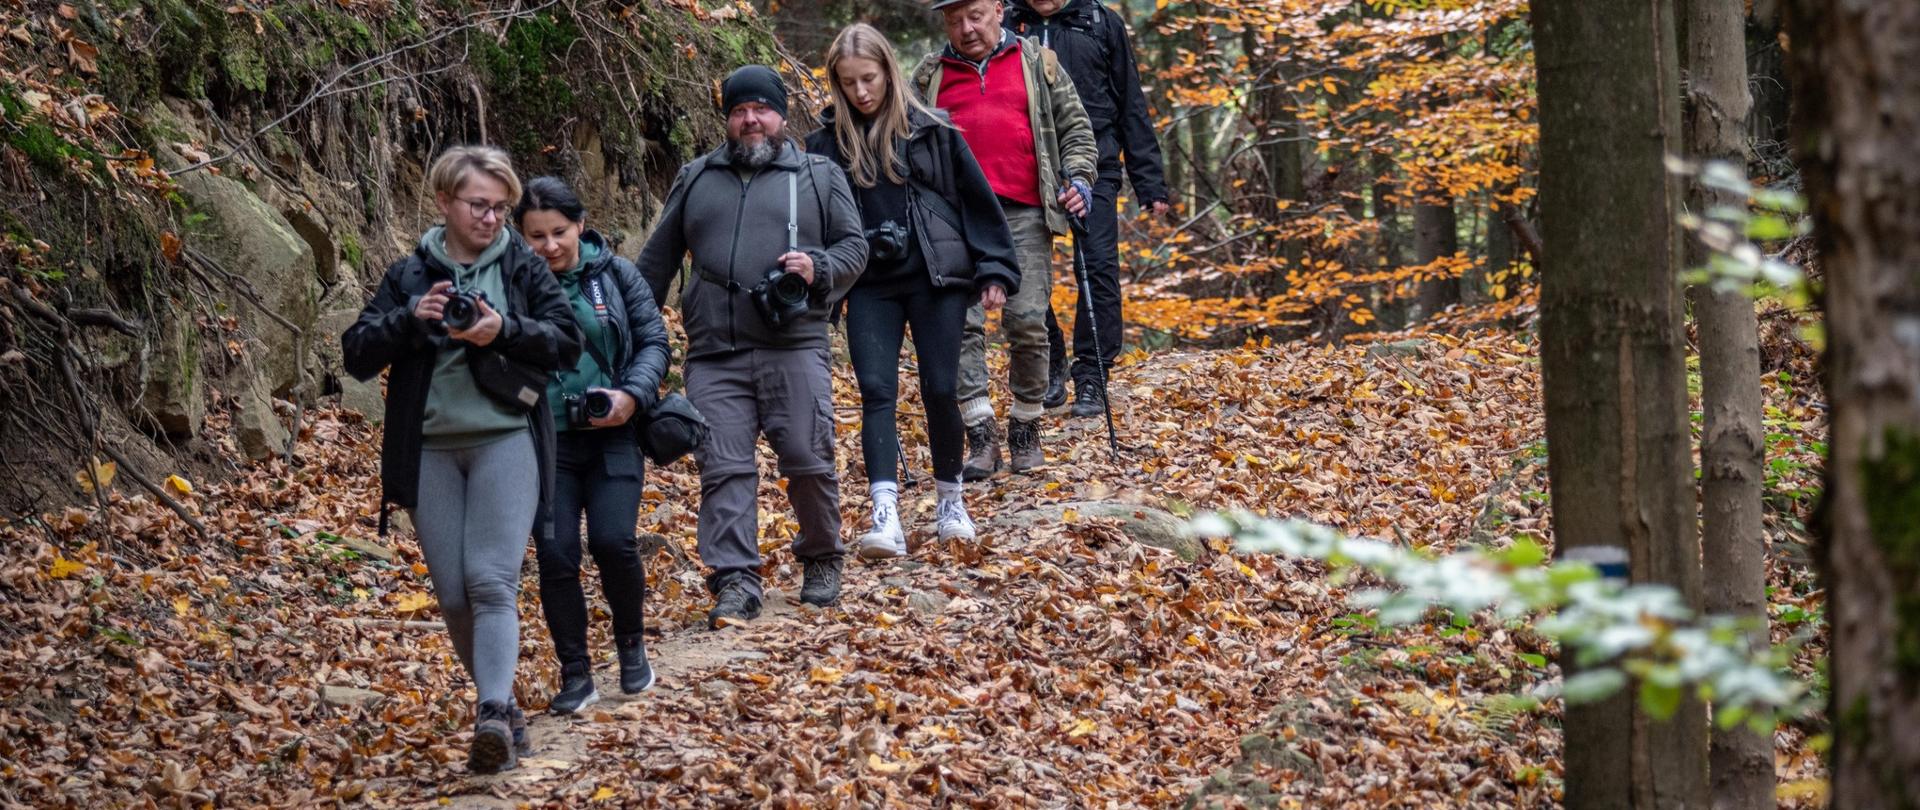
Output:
[635, 66, 868, 628]
[1005, 0, 1170, 416]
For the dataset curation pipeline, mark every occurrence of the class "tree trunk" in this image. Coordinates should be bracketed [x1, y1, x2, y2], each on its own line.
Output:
[1157, 30, 1185, 202]
[1414, 195, 1459, 319]
[1487, 197, 1515, 282]
[1680, 1, 1771, 808]
[1785, 2, 1920, 806]
[1533, 1, 1709, 808]
[1376, 157, 1400, 269]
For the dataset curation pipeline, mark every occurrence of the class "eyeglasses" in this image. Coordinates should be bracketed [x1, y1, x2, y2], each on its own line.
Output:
[458, 197, 513, 221]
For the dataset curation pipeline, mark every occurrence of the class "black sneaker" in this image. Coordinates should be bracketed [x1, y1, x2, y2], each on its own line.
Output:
[707, 580, 763, 630]
[509, 705, 531, 756]
[1043, 365, 1068, 410]
[469, 700, 518, 774]
[799, 554, 844, 607]
[1070, 379, 1108, 418]
[549, 669, 599, 715]
[616, 633, 656, 694]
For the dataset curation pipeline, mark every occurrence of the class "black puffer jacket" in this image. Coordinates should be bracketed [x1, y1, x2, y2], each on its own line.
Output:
[341, 233, 582, 536]
[1005, 0, 1169, 203]
[805, 105, 1021, 295]
[573, 229, 671, 414]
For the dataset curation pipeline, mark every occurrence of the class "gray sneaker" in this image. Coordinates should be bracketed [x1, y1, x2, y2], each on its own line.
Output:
[799, 554, 843, 607]
[469, 700, 518, 774]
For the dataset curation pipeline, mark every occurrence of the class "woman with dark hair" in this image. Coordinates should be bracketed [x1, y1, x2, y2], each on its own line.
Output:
[805, 23, 1020, 558]
[342, 146, 581, 773]
[514, 176, 670, 713]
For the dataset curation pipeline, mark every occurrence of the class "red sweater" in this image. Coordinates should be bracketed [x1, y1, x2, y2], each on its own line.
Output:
[938, 43, 1041, 207]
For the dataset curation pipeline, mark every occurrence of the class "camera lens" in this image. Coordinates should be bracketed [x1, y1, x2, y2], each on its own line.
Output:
[584, 390, 614, 419]
[771, 270, 809, 304]
[442, 292, 477, 331]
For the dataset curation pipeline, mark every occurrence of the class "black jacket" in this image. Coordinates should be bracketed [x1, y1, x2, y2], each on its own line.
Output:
[635, 141, 868, 361]
[341, 233, 583, 536]
[574, 229, 671, 414]
[805, 106, 1021, 295]
[1005, 0, 1169, 203]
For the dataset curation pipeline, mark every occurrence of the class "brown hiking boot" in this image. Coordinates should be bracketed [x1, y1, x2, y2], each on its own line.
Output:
[962, 421, 1003, 481]
[1007, 417, 1044, 473]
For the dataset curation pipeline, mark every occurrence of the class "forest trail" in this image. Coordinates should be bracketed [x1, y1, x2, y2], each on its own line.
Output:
[4, 330, 1590, 807]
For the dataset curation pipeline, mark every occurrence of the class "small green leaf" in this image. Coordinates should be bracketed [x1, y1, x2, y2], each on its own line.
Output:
[1639, 680, 1682, 720]
[1563, 669, 1627, 704]
[1517, 652, 1548, 668]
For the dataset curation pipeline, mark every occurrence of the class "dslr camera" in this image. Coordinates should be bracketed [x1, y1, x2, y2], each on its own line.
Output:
[564, 389, 614, 428]
[865, 220, 910, 263]
[441, 289, 490, 332]
[751, 265, 812, 329]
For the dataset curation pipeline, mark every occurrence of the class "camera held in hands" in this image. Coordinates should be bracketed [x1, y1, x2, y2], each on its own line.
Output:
[564, 389, 615, 429]
[441, 289, 489, 332]
[751, 265, 812, 329]
[865, 220, 910, 263]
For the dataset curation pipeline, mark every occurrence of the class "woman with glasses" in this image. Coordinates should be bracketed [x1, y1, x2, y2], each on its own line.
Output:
[804, 23, 1019, 558]
[514, 177, 669, 713]
[341, 146, 581, 774]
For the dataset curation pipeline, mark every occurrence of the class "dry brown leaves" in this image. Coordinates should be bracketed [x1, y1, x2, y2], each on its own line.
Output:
[0, 322, 1832, 808]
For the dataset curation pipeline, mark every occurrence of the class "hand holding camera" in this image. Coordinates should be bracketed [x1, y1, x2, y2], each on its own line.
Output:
[777, 251, 814, 285]
[565, 388, 636, 429]
[416, 280, 502, 346]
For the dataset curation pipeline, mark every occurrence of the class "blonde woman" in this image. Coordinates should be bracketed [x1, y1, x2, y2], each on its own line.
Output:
[804, 23, 1019, 558]
[341, 146, 581, 773]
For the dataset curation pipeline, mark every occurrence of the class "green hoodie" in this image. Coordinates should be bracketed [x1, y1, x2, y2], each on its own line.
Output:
[420, 226, 527, 449]
[546, 237, 619, 430]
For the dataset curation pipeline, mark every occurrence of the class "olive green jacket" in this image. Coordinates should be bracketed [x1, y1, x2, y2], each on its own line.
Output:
[914, 34, 1098, 237]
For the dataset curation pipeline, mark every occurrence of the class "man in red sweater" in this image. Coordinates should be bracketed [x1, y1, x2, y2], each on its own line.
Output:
[914, 0, 1098, 478]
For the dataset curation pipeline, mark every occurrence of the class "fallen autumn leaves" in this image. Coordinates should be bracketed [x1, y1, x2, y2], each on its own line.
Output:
[0, 328, 1817, 807]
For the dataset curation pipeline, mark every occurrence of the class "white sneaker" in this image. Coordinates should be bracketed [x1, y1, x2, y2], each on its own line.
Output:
[935, 499, 976, 541]
[858, 500, 907, 560]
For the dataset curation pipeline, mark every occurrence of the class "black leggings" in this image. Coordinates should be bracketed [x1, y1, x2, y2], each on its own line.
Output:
[845, 277, 970, 485]
[535, 427, 646, 677]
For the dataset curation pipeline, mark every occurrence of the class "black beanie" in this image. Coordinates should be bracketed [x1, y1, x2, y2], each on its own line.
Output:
[720, 65, 788, 118]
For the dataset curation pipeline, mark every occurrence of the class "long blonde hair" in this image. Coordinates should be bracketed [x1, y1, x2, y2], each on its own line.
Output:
[825, 23, 945, 188]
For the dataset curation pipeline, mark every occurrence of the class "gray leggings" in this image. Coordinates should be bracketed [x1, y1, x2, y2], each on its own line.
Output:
[411, 430, 538, 705]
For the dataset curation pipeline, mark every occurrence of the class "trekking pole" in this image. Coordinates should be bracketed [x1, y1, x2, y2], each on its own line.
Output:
[1060, 173, 1121, 461]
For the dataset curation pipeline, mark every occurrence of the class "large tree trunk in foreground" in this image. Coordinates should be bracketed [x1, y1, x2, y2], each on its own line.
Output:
[1679, 0, 1771, 807]
[1785, 2, 1920, 806]
[1533, 0, 1709, 807]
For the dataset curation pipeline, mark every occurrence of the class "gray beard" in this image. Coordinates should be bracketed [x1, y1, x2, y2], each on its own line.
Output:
[727, 136, 779, 169]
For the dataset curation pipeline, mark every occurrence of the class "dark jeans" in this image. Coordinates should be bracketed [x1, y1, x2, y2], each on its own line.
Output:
[845, 277, 970, 485]
[535, 426, 646, 677]
[1048, 169, 1125, 386]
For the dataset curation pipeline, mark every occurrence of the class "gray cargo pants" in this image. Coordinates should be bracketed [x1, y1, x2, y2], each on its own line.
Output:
[686, 347, 843, 598]
[958, 203, 1054, 423]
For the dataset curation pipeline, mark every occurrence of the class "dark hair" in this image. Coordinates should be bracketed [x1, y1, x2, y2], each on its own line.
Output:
[513, 176, 587, 225]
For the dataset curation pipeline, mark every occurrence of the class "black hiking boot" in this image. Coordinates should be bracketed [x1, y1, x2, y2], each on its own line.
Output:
[549, 665, 599, 715]
[616, 633, 656, 694]
[1043, 364, 1068, 411]
[469, 700, 518, 774]
[1007, 417, 1044, 473]
[962, 421, 1003, 481]
[1070, 379, 1108, 418]
[707, 580, 763, 630]
[799, 554, 844, 607]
